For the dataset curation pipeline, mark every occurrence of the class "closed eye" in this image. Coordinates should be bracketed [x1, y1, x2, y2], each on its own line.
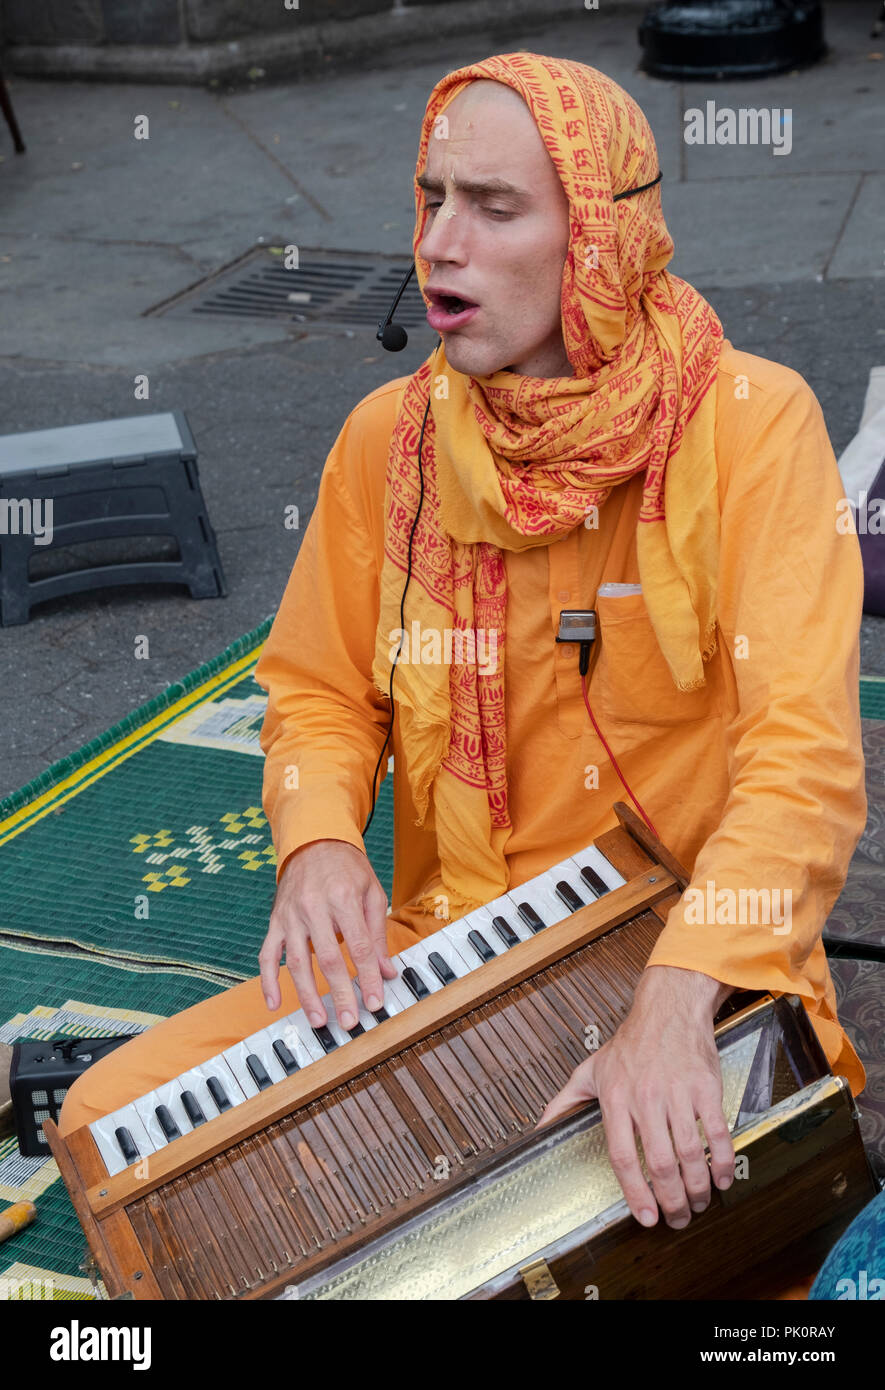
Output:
[423, 201, 514, 220]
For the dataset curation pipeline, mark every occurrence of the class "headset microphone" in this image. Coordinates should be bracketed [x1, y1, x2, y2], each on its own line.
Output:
[377, 262, 416, 352]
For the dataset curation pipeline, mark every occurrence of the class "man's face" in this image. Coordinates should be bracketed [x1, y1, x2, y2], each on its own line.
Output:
[417, 80, 572, 380]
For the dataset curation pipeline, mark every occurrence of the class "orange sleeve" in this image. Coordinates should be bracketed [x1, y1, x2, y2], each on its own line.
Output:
[646, 366, 866, 1071]
[254, 383, 404, 880]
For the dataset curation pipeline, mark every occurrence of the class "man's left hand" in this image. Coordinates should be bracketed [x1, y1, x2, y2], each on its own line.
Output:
[538, 965, 735, 1229]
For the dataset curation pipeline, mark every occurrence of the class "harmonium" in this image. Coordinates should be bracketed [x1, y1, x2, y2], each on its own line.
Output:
[46, 804, 877, 1301]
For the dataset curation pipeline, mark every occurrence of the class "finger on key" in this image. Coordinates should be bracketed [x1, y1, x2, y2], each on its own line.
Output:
[285, 921, 328, 1028]
[312, 914, 361, 1031]
[342, 931, 384, 1023]
[364, 880, 398, 985]
[258, 918, 285, 1011]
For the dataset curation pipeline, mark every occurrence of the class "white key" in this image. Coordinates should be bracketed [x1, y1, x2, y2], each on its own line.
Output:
[569, 846, 626, 894]
[134, 1079, 193, 1149]
[507, 870, 573, 931]
[443, 910, 507, 965]
[387, 955, 425, 1007]
[415, 932, 473, 982]
[398, 941, 446, 993]
[218, 1043, 261, 1099]
[241, 1027, 290, 1085]
[465, 902, 528, 950]
[355, 979, 406, 1020]
[90, 1103, 155, 1176]
[316, 995, 353, 1048]
[267, 1014, 318, 1070]
[286, 1009, 328, 1062]
[175, 1057, 247, 1121]
[347, 990, 379, 1032]
[541, 857, 594, 909]
[477, 895, 533, 943]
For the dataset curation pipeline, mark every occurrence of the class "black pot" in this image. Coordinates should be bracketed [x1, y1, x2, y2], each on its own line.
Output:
[638, 1, 826, 79]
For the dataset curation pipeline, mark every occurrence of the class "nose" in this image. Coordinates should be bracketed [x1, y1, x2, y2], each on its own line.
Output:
[418, 199, 467, 269]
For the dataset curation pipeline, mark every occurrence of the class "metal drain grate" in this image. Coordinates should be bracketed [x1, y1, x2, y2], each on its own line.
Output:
[148, 246, 430, 332]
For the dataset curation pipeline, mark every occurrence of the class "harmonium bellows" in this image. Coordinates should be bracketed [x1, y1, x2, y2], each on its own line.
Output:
[46, 803, 877, 1301]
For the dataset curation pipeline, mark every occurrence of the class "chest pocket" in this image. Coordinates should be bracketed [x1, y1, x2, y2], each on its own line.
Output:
[591, 592, 722, 728]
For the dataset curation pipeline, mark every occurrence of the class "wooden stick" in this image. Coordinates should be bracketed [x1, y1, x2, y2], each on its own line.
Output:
[0, 1201, 35, 1243]
[614, 800, 691, 889]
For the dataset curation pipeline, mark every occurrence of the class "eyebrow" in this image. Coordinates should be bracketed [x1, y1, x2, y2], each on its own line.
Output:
[416, 171, 532, 205]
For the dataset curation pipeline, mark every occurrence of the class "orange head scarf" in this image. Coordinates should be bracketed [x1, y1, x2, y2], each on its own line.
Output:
[371, 51, 725, 919]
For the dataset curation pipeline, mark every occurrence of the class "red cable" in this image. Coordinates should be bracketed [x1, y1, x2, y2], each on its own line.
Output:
[580, 673, 659, 839]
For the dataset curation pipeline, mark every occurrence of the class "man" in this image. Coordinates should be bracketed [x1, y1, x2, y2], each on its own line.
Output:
[59, 52, 865, 1240]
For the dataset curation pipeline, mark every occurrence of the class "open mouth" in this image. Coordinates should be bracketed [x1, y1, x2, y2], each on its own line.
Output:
[428, 289, 478, 315]
[439, 294, 472, 314]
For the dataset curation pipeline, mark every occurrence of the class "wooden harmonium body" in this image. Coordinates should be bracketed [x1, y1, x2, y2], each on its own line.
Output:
[46, 805, 876, 1300]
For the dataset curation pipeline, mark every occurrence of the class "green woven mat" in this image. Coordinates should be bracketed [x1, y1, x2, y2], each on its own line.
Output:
[860, 675, 885, 721]
[0, 625, 394, 985]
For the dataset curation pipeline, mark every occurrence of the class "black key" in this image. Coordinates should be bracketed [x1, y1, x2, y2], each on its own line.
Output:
[246, 1053, 273, 1090]
[467, 928, 496, 963]
[272, 1039, 300, 1075]
[492, 915, 520, 948]
[155, 1104, 182, 1141]
[181, 1090, 207, 1127]
[556, 880, 585, 913]
[427, 950, 457, 985]
[580, 864, 610, 898]
[207, 1076, 232, 1113]
[517, 903, 546, 933]
[402, 965, 430, 1000]
[312, 1025, 338, 1054]
[115, 1126, 139, 1163]
[347, 1022, 366, 1038]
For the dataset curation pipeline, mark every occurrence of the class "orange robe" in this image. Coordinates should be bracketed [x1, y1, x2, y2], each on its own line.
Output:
[256, 341, 866, 1092]
[58, 342, 865, 1136]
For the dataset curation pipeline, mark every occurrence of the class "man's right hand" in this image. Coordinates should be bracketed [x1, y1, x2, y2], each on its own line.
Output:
[259, 839, 397, 1030]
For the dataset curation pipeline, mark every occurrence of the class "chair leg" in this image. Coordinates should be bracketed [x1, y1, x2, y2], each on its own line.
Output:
[0, 73, 25, 154]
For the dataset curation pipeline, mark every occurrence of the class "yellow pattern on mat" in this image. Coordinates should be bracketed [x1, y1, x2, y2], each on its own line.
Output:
[0, 647, 263, 850]
[1, 1262, 104, 1301]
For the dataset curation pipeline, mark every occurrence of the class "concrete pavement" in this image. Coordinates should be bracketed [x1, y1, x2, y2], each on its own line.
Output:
[0, 0, 883, 797]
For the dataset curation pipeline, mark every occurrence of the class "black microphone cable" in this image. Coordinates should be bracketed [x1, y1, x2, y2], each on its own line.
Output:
[362, 382, 432, 837]
[363, 163, 663, 835]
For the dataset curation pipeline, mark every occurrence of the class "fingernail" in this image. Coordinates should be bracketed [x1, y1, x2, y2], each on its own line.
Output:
[638, 1209, 656, 1228]
[264, 995, 275, 1011]
[716, 1174, 734, 1191]
[308, 1010, 324, 1027]
[365, 994, 382, 1012]
[669, 1215, 690, 1230]
[690, 1201, 708, 1213]
[340, 1011, 356, 1029]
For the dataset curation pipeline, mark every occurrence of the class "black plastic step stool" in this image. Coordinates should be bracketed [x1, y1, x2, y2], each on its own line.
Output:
[0, 410, 226, 625]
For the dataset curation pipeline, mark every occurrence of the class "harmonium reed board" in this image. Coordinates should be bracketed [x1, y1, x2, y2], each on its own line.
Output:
[46, 804, 876, 1301]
